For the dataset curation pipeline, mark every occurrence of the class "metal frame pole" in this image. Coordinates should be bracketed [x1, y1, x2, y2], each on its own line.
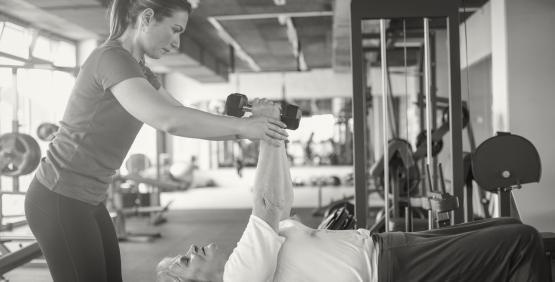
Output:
[380, 19, 390, 232]
[423, 18, 433, 192]
[447, 15, 464, 224]
[11, 68, 19, 193]
[350, 3, 368, 228]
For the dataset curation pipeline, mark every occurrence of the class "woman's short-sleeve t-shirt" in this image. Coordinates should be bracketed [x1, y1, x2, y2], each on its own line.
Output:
[35, 40, 161, 205]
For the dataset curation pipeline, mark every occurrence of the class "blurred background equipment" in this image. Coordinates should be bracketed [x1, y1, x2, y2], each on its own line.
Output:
[35, 122, 59, 142]
[0, 133, 41, 177]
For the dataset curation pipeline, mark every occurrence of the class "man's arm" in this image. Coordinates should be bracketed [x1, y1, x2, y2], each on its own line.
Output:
[251, 102, 294, 231]
[223, 101, 293, 281]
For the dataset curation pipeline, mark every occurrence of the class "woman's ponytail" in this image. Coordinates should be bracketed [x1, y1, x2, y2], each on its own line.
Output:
[107, 0, 131, 41]
[106, 0, 192, 42]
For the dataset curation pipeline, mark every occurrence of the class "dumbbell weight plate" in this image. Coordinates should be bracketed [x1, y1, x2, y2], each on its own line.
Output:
[0, 133, 42, 177]
[281, 104, 301, 130]
[224, 93, 249, 117]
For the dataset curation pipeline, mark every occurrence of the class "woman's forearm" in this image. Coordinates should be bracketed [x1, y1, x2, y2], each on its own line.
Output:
[163, 105, 245, 139]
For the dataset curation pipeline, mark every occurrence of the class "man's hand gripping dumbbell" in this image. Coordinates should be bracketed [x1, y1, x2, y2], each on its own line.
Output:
[225, 93, 302, 130]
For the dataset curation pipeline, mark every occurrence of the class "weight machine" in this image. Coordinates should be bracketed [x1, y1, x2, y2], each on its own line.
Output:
[108, 153, 184, 242]
[351, 0, 465, 230]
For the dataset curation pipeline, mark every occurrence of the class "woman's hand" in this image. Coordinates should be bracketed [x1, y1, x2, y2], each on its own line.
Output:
[240, 98, 288, 146]
[240, 116, 288, 146]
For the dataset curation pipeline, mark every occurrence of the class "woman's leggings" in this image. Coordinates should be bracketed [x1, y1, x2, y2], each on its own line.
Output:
[24, 177, 122, 282]
[373, 217, 550, 282]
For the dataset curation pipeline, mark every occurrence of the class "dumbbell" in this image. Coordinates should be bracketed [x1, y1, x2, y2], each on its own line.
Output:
[224, 93, 301, 130]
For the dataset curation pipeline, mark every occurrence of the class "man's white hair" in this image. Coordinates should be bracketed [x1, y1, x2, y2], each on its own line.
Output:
[156, 257, 208, 282]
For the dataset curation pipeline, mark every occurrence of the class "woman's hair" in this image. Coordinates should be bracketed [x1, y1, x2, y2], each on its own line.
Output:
[156, 257, 208, 282]
[107, 0, 192, 41]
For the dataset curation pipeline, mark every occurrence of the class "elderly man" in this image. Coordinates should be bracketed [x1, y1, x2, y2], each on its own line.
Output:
[156, 100, 549, 282]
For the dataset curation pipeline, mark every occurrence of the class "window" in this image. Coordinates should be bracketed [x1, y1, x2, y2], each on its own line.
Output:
[53, 41, 76, 67]
[0, 22, 32, 59]
[32, 36, 54, 62]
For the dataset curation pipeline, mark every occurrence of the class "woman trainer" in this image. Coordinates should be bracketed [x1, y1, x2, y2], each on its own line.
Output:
[24, 0, 288, 281]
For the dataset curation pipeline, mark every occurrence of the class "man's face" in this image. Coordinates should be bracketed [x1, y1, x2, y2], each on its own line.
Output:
[140, 10, 189, 59]
[166, 243, 227, 281]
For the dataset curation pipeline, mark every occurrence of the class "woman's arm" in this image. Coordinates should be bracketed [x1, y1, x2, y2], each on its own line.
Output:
[158, 87, 247, 142]
[111, 78, 288, 144]
[157, 87, 184, 107]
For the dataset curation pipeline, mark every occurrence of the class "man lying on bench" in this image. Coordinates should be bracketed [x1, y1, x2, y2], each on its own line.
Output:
[156, 101, 549, 282]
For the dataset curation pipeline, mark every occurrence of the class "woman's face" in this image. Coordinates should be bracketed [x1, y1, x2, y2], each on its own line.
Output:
[139, 9, 189, 59]
[167, 242, 227, 281]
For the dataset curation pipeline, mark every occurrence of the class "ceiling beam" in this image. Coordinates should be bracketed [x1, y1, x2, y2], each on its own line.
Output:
[207, 17, 260, 72]
[213, 11, 333, 21]
[0, 0, 97, 41]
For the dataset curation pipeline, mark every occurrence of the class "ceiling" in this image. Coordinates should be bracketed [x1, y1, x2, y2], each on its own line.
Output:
[0, 0, 489, 83]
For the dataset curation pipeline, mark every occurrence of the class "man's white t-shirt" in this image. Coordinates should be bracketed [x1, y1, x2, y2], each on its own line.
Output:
[223, 215, 378, 282]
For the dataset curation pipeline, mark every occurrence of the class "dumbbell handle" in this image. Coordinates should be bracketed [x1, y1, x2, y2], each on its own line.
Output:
[240, 104, 285, 117]
[225, 93, 301, 130]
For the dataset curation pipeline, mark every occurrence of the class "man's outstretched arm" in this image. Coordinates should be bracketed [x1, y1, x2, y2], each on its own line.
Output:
[223, 100, 292, 282]
[252, 140, 294, 230]
[251, 101, 294, 231]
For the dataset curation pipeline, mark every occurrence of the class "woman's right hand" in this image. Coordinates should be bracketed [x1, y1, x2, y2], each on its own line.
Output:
[240, 116, 288, 146]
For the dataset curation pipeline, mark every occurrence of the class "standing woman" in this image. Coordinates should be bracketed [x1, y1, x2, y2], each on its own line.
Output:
[24, 0, 288, 281]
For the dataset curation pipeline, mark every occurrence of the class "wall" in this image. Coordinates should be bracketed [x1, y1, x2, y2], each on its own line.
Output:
[494, 0, 555, 231]
[165, 68, 353, 103]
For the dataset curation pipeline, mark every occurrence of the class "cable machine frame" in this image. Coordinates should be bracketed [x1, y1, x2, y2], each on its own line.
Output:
[351, 0, 465, 228]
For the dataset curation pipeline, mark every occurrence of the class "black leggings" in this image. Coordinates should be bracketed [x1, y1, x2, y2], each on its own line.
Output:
[24, 177, 122, 282]
[374, 217, 549, 282]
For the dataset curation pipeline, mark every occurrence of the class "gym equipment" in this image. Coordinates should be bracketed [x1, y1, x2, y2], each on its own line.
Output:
[370, 139, 421, 197]
[542, 232, 555, 281]
[471, 133, 553, 277]
[351, 0, 466, 228]
[415, 130, 443, 158]
[36, 122, 59, 142]
[0, 133, 41, 177]
[441, 106, 470, 128]
[126, 153, 151, 173]
[413, 105, 469, 160]
[323, 200, 355, 219]
[0, 240, 42, 278]
[318, 202, 356, 230]
[472, 132, 541, 217]
[107, 154, 180, 242]
[224, 93, 302, 130]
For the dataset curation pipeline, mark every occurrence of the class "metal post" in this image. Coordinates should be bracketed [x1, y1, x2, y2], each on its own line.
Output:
[11, 68, 19, 193]
[447, 15, 465, 224]
[428, 209, 433, 230]
[380, 19, 390, 232]
[350, 4, 368, 228]
[318, 182, 323, 209]
[498, 188, 511, 217]
[423, 18, 433, 193]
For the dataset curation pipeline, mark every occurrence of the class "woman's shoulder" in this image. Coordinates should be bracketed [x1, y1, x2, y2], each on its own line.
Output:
[92, 41, 134, 62]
